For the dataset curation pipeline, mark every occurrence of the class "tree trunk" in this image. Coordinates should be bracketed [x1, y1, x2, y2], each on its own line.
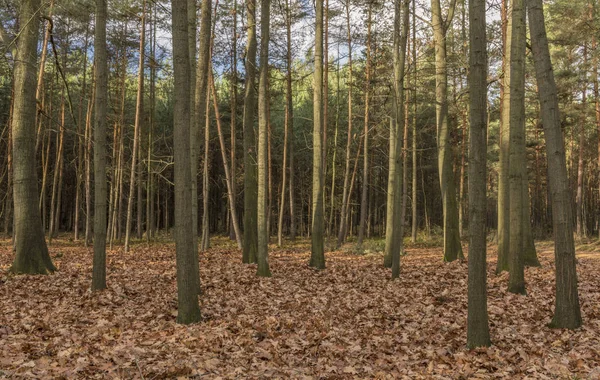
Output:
[389, 0, 410, 278]
[527, 0, 582, 328]
[210, 74, 243, 249]
[508, 0, 526, 294]
[256, 0, 272, 276]
[357, 3, 372, 247]
[411, 0, 418, 243]
[431, 0, 464, 262]
[336, 0, 354, 249]
[172, 0, 201, 325]
[125, 3, 146, 252]
[229, 0, 238, 241]
[310, 0, 326, 269]
[92, 0, 108, 291]
[10, 0, 56, 274]
[467, 0, 491, 348]
[278, 0, 293, 247]
[242, 0, 258, 263]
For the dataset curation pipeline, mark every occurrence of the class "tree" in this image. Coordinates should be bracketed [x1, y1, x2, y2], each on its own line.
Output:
[243, 0, 258, 264]
[466, 0, 491, 348]
[10, 0, 56, 275]
[196, 0, 212, 252]
[310, 0, 326, 269]
[431, 0, 464, 262]
[92, 0, 109, 291]
[527, 0, 582, 329]
[172, 0, 201, 324]
[257, 0, 272, 277]
[388, 0, 410, 279]
[125, 1, 146, 253]
[507, 0, 527, 295]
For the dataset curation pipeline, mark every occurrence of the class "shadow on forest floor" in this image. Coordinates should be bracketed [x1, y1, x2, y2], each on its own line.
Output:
[1, 235, 599, 378]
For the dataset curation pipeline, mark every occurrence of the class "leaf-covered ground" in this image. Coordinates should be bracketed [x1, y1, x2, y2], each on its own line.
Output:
[1, 237, 600, 379]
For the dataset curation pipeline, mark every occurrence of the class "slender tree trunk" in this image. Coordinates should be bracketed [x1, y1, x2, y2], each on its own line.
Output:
[125, 2, 146, 252]
[229, 0, 238, 241]
[389, 0, 410, 278]
[92, 0, 108, 291]
[336, 0, 354, 249]
[328, 35, 341, 236]
[84, 76, 95, 246]
[431, 0, 464, 262]
[210, 74, 243, 248]
[10, 0, 55, 274]
[196, 0, 212, 251]
[467, 0, 491, 348]
[172, 0, 201, 325]
[278, 1, 293, 247]
[74, 28, 90, 241]
[3, 97, 13, 236]
[357, 3, 372, 247]
[411, 0, 418, 243]
[594, 18, 600, 240]
[256, 0, 272, 276]
[242, 0, 258, 263]
[34, 0, 54, 156]
[576, 45, 587, 237]
[310, 0, 326, 269]
[527, 0, 582, 328]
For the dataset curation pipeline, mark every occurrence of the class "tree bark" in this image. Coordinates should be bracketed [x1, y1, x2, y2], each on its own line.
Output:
[92, 0, 109, 291]
[172, 0, 201, 324]
[431, 0, 464, 262]
[310, 0, 326, 269]
[467, 0, 491, 348]
[242, 0, 258, 263]
[10, 0, 56, 274]
[527, 0, 582, 329]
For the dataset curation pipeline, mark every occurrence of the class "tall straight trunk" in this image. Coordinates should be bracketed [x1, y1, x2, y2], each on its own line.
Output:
[322, 0, 329, 201]
[310, 0, 326, 269]
[188, 0, 199, 248]
[10, 0, 55, 274]
[172, 0, 201, 325]
[229, 0, 238, 241]
[508, 0, 526, 294]
[92, 0, 108, 291]
[256, 0, 272, 276]
[196, 0, 212, 251]
[116, 35, 128, 242]
[411, 0, 418, 243]
[497, 0, 510, 273]
[467, 0, 491, 348]
[336, 0, 354, 249]
[84, 75, 95, 246]
[201, 90, 211, 250]
[576, 44, 587, 237]
[388, 0, 410, 278]
[527, 0, 582, 328]
[147, 5, 157, 241]
[431, 0, 464, 262]
[328, 35, 341, 236]
[209, 74, 243, 248]
[48, 91, 66, 242]
[74, 27, 90, 241]
[278, 1, 293, 247]
[357, 2, 372, 247]
[243, 0, 258, 263]
[125, 3, 146, 252]
[594, 18, 600, 240]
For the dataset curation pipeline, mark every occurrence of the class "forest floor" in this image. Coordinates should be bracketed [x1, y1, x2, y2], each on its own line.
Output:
[1, 236, 600, 379]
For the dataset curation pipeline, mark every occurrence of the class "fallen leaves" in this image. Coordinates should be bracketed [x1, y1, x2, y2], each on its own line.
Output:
[0, 237, 599, 378]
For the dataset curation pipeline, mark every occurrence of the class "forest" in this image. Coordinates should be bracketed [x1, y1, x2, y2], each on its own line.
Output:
[0, 0, 599, 377]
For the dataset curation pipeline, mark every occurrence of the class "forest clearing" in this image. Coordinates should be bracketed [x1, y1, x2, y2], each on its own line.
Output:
[1, 237, 599, 378]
